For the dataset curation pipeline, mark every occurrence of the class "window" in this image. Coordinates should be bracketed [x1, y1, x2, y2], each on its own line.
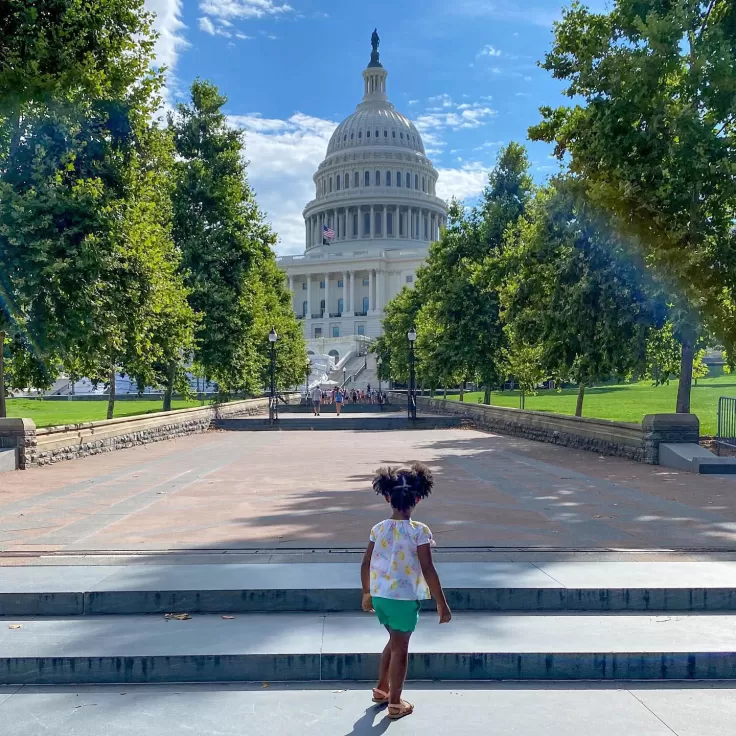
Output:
[337, 298, 344, 313]
[350, 132, 354, 139]
[319, 280, 325, 289]
[399, 211, 404, 236]
[337, 279, 344, 288]
[375, 211, 382, 235]
[354, 172, 359, 188]
[362, 278, 369, 286]
[314, 327, 322, 338]
[332, 326, 340, 338]
[353, 213, 358, 236]
[357, 324, 366, 336]
[397, 171, 401, 187]
[375, 129, 379, 138]
[386, 171, 391, 186]
[384, 130, 388, 138]
[302, 301, 308, 316]
[387, 211, 393, 235]
[400, 132, 404, 139]
[367, 130, 371, 138]
[363, 296, 370, 312]
[336, 175, 341, 191]
[364, 171, 370, 187]
[363, 212, 370, 236]
[392, 131, 396, 138]
[406, 274, 414, 284]
[343, 134, 347, 142]
[375, 170, 380, 186]
[422, 176, 426, 192]
[424, 217, 428, 239]
[302, 282, 307, 290]
[320, 299, 325, 313]
[415, 174, 419, 189]
[406, 173, 411, 188]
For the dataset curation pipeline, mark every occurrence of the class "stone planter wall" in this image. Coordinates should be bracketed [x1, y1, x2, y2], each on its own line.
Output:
[0, 398, 277, 469]
[395, 394, 699, 464]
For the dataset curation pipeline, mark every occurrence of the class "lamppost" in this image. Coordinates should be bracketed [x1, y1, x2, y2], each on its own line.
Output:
[268, 327, 278, 424]
[407, 327, 417, 422]
[343, 366, 347, 388]
[377, 357, 383, 395]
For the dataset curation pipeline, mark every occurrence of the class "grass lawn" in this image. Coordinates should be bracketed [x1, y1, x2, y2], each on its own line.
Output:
[445, 374, 736, 436]
[5, 398, 205, 428]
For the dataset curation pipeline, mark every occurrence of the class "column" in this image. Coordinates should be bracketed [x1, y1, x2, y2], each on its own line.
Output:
[349, 270, 355, 314]
[342, 271, 348, 316]
[396, 205, 400, 239]
[369, 269, 374, 312]
[324, 271, 329, 317]
[288, 275, 294, 313]
[334, 209, 338, 239]
[376, 269, 383, 313]
[307, 274, 312, 318]
[305, 221, 309, 249]
[370, 205, 375, 238]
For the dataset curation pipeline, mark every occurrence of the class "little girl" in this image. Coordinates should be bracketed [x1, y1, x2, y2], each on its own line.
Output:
[360, 463, 452, 720]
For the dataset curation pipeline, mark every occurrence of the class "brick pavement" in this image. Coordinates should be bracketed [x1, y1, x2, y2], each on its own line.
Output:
[1, 426, 736, 554]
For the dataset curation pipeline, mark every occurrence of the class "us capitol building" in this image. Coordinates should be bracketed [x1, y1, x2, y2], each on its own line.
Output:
[278, 31, 447, 356]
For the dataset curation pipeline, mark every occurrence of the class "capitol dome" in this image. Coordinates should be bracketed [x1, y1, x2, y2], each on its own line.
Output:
[302, 31, 446, 254]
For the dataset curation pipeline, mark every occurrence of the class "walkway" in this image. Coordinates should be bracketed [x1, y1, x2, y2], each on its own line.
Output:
[1, 427, 736, 555]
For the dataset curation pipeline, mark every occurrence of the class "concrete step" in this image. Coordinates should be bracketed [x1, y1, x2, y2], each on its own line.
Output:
[216, 416, 461, 431]
[3, 610, 736, 684]
[279, 404, 402, 414]
[0, 448, 16, 473]
[659, 443, 736, 474]
[2, 682, 734, 735]
[6, 562, 736, 616]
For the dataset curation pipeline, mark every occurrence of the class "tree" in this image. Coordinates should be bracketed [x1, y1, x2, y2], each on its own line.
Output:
[0, 0, 167, 415]
[169, 80, 305, 397]
[374, 286, 422, 385]
[502, 181, 660, 416]
[530, 0, 736, 413]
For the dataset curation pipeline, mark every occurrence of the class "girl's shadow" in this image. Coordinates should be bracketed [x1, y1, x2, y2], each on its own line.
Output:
[345, 704, 391, 735]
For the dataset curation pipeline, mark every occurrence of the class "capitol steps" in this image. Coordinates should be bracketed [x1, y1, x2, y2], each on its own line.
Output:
[214, 415, 461, 431]
[3, 561, 736, 685]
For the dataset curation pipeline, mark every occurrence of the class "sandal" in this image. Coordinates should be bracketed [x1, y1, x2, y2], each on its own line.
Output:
[372, 688, 389, 704]
[387, 700, 414, 720]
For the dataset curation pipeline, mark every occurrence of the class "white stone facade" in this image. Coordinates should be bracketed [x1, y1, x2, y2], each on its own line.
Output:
[278, 35, 446, 343]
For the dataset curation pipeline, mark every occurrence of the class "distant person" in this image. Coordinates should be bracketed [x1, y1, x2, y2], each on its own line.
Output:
[311, 385, 322, 416]
[367, 383, 371, 395]
[361, 464, 451, 720]
[378, 392, 384, 412]
[335, 388, 344, 416]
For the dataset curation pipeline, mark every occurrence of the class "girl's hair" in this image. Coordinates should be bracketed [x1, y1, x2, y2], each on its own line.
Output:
[373, 463, 434, 512]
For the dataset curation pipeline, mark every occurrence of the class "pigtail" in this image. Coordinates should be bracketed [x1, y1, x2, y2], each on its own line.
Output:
[373, 466, 398, 499]
[409, 462, 434, 500]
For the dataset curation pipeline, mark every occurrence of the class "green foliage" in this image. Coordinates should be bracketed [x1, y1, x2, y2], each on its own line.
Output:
[0, 0, 193, 418]
[374, 286, 422, 384]
[501, 180, 660, 414]
[530, 0, 736, 411]
[169, 80, 306, 396]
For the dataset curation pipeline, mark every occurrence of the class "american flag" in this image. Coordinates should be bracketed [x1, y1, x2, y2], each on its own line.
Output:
[323, 224, 335, 241]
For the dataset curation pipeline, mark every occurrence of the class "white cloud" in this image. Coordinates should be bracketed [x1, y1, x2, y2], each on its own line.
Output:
[199, 16, 217, 34]
[436, 164, 488, 203]
[478, 44, 502, 57]
[415, 105, 496, 133]
[408, 99, 419, 105]
[146, 0, 187, 72]
[228, 113, 338, 255]
[200, 0, 293, 20]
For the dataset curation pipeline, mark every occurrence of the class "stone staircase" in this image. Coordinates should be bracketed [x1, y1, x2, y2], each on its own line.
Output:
[215, 415, 460, 431]
[3, 561, 736, 685]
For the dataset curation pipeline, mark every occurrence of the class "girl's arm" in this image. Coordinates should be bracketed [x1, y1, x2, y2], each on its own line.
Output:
[361, 541, 375, 612]
[418, 543, 452, 623]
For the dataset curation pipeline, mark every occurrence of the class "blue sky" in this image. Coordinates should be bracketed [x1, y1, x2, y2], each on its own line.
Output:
[146, 0, 607, 254]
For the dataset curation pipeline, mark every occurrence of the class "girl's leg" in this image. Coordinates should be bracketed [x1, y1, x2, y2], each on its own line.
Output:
[376, 631, 392, 695]
[388, 630, 412, 705]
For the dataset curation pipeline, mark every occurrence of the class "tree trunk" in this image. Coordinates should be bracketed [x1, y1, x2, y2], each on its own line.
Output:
[483, 386, 491, 405]
[459, 381, 465, 402]
[520, 391, 525, 410]
[0, 331, 6, 419]
[575, 384, 586, 417]
[676, 336, 695, 413]
[443, 386, 447, 399]
[163, 361, 176, 412]
[106, 368, 116, 420]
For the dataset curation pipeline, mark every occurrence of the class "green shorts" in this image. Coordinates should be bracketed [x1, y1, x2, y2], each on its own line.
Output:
[373, 597, 421, 633]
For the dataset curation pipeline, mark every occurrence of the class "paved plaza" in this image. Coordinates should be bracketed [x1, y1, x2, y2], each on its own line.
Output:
[2, 427, 736, 555]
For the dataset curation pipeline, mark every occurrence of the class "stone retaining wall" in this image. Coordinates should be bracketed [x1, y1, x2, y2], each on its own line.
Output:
[396, 394, 699, 464]
[0, 398, 275, 469]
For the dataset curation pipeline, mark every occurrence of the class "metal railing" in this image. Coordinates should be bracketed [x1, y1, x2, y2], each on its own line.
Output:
[717, 396, 736, 451]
